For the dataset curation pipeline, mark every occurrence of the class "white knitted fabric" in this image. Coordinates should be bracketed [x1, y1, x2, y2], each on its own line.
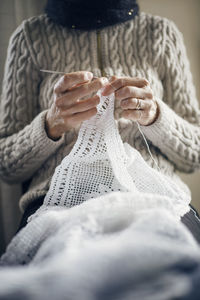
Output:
[0, 93, 197, 299]
[30, 89, 190, 221]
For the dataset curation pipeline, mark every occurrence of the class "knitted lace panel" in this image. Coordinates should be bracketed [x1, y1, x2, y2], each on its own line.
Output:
[31, 90, 190, 220]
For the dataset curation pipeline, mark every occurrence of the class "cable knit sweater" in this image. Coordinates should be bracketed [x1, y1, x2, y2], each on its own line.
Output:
[0, 12, 200, 213]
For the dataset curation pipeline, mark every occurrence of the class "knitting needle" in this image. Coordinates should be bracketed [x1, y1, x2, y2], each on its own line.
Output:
[40, 69, 99, 80]
[40, 69, 68, 75]
[40, 69, 114, 92]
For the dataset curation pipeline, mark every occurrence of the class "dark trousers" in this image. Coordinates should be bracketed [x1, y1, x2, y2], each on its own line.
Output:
[181, 205, 200, 244]
[16, 196, 45, 234]
[16, 197, 200, 244]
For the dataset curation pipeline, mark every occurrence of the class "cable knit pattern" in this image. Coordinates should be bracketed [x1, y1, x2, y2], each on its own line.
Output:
[0, 12, 199, 213]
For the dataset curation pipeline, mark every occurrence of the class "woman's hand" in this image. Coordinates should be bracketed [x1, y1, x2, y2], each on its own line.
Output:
[45, 71, 108, 140]
[102, 76, 159, 126]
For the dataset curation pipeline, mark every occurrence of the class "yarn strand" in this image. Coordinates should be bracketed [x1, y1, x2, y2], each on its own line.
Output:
[136, 121, 161, 172]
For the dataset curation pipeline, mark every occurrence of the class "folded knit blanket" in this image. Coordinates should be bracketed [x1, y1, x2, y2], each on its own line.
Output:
[0, 193, 200, 300]
[0, 91, 200, 300]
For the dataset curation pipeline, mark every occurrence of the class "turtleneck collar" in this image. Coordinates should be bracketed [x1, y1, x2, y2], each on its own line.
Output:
[45, 0, 139, 31]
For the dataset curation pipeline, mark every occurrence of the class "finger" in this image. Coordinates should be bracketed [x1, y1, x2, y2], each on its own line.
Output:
[66, 107, 97, 125]
[56, 77, 108, 108]
[54, 71, 93, 94]
[108, 75, 117, 82]
[102, 77, 149, 96]
[120, 98, 152, 110]
[122, 109, 143, 121]
[61, 95, 100, 116]
[115, 86, 153, 101]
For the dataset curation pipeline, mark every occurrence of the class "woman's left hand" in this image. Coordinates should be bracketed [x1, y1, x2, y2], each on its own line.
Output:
[102, 76, 159, 126]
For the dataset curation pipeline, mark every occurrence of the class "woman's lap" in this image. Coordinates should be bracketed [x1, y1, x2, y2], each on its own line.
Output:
[16, 196, 45, 234]
[16, 197, 200, 244]
[181, 205, 200, 244]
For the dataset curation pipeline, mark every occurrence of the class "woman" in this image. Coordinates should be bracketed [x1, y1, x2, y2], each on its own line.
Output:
[0, 0, 200, 239]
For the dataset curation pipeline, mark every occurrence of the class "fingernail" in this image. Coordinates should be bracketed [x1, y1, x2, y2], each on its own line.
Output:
[86, 72, 93, 80]
[101, 77, 109, 84]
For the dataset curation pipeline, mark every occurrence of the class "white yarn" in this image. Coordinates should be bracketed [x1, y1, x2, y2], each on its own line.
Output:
[29, 89, 190, 221]
[136, 121, 161, 171]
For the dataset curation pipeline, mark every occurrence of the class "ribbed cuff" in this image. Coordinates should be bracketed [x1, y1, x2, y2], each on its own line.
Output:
[139, 98, 200, 172]
[140, 98, 176, 149]
[31, 110, 65, 158]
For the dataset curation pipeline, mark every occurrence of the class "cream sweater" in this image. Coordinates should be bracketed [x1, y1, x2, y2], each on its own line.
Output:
[0, 12, 200, 213]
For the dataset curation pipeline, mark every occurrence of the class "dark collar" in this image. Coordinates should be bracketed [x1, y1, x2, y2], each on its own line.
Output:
[45, 0, 139, 31]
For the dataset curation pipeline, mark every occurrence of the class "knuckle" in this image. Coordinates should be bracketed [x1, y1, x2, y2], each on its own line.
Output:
[55, 96, 61, 106]
[115, 89, 120, 98]
[66, 115, 74, 125]
[110, 75, 118, 82]
[136, 77, 149, 86]
[65, 106, 74, 115]
[112, 75, 118, 79]
[135, 77, 141, 81]
[124, 99, 130, 106]
[53, 82, 60, 94]
[139, 77, 149, 85]
[94, 97, 100, 106]
[63, 74, 70, 83]
[146, 109, 152, 118]
[86, 108, 97, 119]
[90, 107, 97, 115]
[136, 76, 145, 81]
[118, 78, 125, 86]
[146, 92, 153, 99]
[95, 94, 100, 102]
[144, 78, 149, 85]
[87, 97, 99, 108]
[145, 101, 151, 110]
[53, 86, 57, 94]
[123, 86, 131, 95]
[81, 83, 89, 93]
[112, 78, 120, 89]
[54, 75, 69, 94]
[80, 72, 91, 82]
[123, 110, 131, 119]
[62, 75, 71, 88]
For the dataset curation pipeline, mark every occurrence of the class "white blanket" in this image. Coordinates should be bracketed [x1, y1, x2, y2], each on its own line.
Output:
[0, 192, 200, 300]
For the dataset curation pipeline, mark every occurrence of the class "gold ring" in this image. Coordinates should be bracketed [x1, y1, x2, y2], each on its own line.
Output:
[136, 99, 141, 110]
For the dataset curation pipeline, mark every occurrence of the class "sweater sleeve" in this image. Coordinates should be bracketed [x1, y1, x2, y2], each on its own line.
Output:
[141, 19, 200, 173]
[0, 23, 64, 184]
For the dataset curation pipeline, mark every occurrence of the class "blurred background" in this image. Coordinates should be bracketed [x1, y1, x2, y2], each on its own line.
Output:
[0, 0, 199, 254]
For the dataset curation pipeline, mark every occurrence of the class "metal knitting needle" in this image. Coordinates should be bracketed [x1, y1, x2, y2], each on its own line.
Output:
[40, 69, 67, 75]
[40, 69, 99, 79]
[40, 69, 115, 91]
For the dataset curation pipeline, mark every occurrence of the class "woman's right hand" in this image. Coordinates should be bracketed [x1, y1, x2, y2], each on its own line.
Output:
[45, 71, 108, 140]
